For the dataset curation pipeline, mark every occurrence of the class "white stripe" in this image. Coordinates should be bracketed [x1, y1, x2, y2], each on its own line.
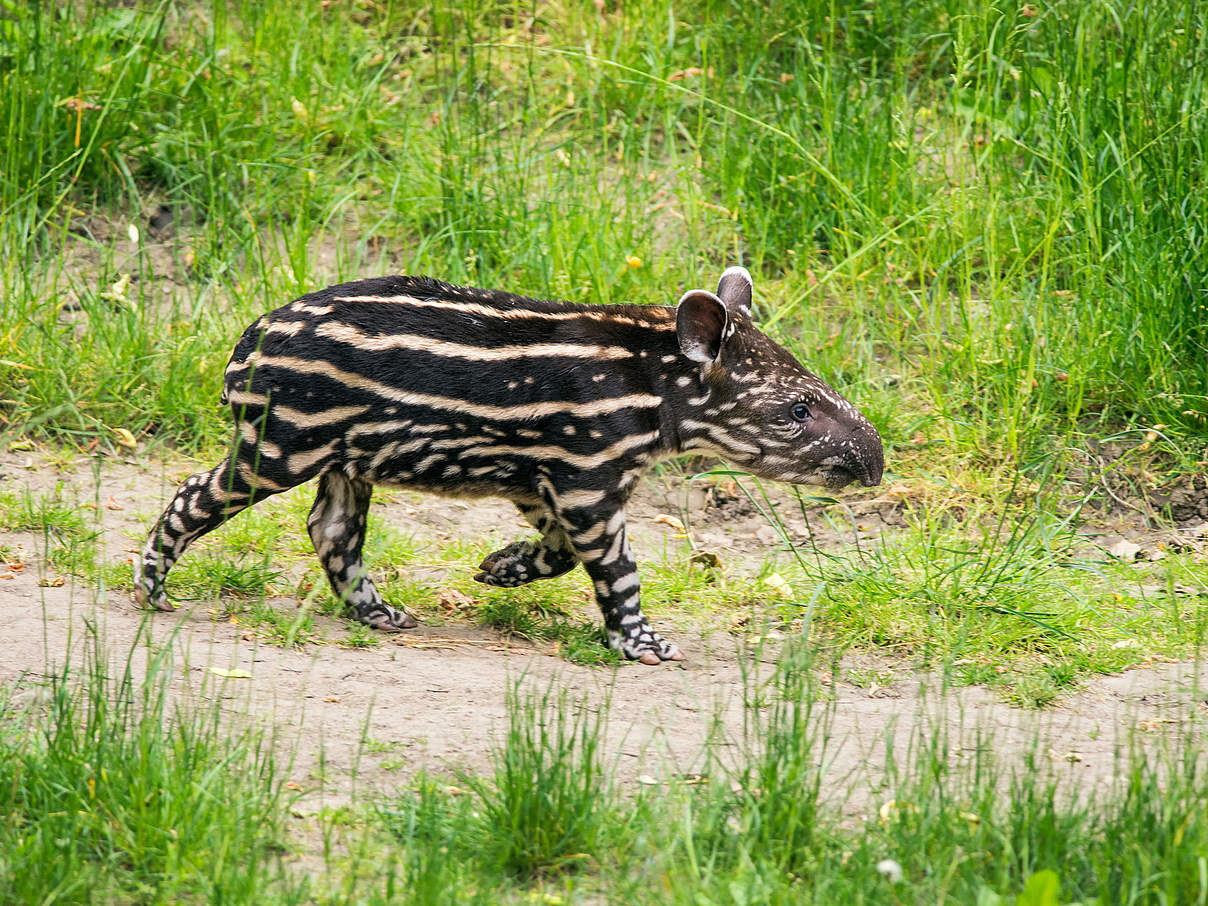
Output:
[237, 462, 286, 491]
[370, 437, 431, 470]
[238, 422, 283, 460]
[600, 530, 627, 565]
[467, 431, 658, 471]
[573, 524, 606, 546]
[314, 321, 638, 362]
[273, 404, 369, 428]
[413, 453, 446, 472]
[290, 301, 333, 316]
[249, 355, 662, 420]
[680, 419, 761, 456]
[611, 573, 639, 594]
[226, 389, 268, 408]
[346, 419, 413, 440]
[557, 488, 607, 509]
[287, 441, 337, 475]
[264, 320, 307, 338]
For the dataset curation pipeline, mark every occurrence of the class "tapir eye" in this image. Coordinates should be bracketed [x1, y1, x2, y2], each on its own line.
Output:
[791, 403, 812, 422]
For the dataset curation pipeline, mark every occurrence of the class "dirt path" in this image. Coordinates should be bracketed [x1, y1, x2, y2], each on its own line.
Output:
[2, 450, 1206, 813]
[7, 579, 1207, 813]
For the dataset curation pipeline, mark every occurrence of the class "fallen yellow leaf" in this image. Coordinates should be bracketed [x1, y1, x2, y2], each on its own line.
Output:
[209, 667, 252, 679]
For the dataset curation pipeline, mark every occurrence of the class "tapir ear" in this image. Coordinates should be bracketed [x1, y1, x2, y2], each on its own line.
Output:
[676, 289, 729, 364]
[716, 265, 753, 319]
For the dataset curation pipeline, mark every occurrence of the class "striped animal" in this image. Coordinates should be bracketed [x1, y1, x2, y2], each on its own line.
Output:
[135, 267, 883, 664]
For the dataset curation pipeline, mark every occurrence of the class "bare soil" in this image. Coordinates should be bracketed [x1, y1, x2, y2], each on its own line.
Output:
[1, 449, 1206, 815]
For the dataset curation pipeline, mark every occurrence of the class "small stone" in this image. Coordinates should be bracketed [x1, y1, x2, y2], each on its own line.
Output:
[1108, 539, 1142, 561]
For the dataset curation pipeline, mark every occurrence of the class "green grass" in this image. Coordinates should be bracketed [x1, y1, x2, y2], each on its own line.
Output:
[731, 473, 1208, 700]
[0, 483, 103, 577]
[362, 642, 1208, 905]
[7, 625, 1208, 904]
[301, 641, 1208, 903]
[0, 624, 303, 904]
[1, 0, 1204, 460]
[467, 685, 618, 878]
[166, 551, 281, 601]
[473, 585, 624, 667]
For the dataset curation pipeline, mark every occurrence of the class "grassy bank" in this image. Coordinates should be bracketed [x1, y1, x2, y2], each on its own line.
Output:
[0, 0, 1204, 463]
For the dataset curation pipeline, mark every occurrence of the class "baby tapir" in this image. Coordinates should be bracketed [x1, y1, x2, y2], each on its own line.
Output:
[135, 267, 883, 664]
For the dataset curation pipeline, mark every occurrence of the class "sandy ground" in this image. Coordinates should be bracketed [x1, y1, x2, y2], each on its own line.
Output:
[1, 450, 1206, 815]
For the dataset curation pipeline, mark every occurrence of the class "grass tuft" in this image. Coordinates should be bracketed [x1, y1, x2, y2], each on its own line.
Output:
[0, 623, 301, 903]
[468, 684, 617, 878]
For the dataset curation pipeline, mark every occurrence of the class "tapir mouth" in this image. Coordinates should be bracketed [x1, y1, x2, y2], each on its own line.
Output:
[822, 459, 882, 489]
[782, 464, 862, 490]
[822, 465, 860, 489]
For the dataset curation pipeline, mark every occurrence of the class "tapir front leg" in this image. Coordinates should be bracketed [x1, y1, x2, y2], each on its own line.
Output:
[546, 488, 684, 665]
[474, 501, 579, 587]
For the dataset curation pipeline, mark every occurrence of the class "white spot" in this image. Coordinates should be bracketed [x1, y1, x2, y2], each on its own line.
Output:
[876, 860, 905, 884]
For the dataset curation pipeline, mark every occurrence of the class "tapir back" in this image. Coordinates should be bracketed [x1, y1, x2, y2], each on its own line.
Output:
[221, 276, 680, 499]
